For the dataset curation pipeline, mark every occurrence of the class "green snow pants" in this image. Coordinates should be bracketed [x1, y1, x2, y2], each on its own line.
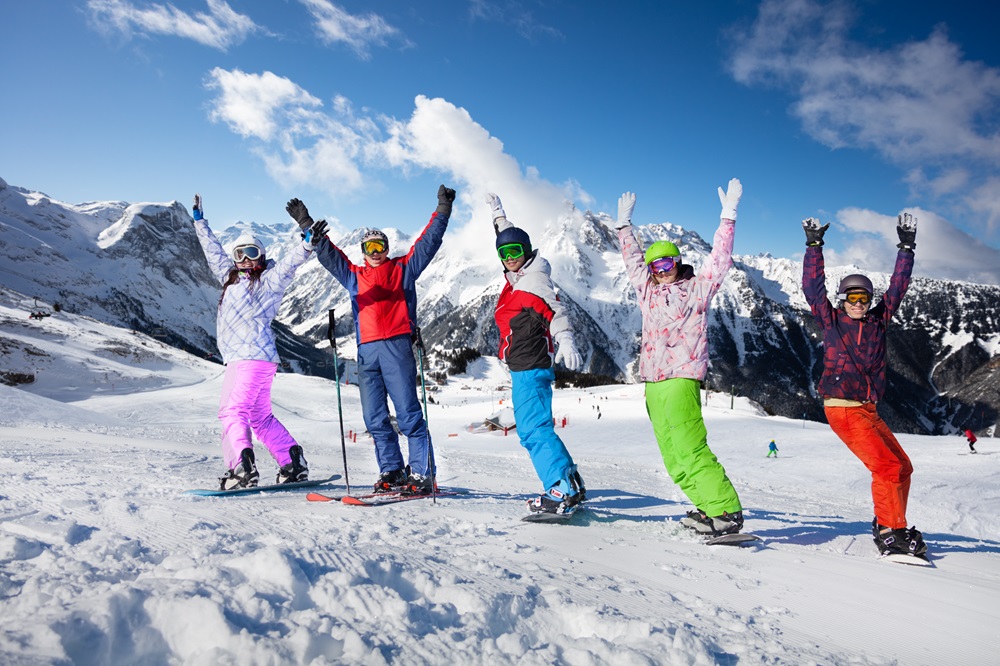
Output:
[645, 378, 742, 517]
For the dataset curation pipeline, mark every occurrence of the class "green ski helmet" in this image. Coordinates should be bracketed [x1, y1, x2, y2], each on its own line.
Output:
[644, 240, 680, 264]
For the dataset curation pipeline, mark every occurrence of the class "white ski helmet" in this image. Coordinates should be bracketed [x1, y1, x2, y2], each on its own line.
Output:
[231, 234, 266, 262]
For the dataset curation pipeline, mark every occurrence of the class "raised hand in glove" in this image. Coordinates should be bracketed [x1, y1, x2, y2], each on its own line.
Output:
[718, 178, 743, 221]
[485, 192, 506, 221]
[617, 192, 636, 229]
[437, 184, 456, 216]
[896, 213, 917, 252]
[802, 217, 830, 247]
[192, 194, 204, 221]
[553, 330, 583, 372]
[286, 198, 315, 231]
[303, 219, 328, 246]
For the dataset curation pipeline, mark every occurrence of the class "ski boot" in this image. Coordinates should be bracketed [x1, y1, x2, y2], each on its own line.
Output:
[219, 448, 259, 491]
[373, 468, 407, 494]
[276, 445, 309, 484]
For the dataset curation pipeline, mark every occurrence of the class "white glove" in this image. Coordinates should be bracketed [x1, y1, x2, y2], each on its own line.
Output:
[718, 178, 742, 221]
[553, 330, 582, 371]
[617, 192, 636, 229]
[485, 192, 506, 221]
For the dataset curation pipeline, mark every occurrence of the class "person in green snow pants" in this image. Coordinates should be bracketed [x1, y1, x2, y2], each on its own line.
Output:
[615, 183, 746, 536]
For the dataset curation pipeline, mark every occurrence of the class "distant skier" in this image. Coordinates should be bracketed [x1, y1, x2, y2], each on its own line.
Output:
[485, 192, 586, 516]
[615, 181, 746, 537]
[965, 429, 978, 454]
[767, 440, 778, 458]
[287, 186, 454, 496]
[192, 194, 323, 490]
[801, 213, 927, 561]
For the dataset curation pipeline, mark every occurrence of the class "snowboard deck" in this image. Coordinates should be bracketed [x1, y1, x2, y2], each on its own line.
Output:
[185, 474, 341, 497]
[521, 504, 584, 523]
[704, 533, 762, 546]
[881, 552, 933, 567]
[308, 488, 469, 506]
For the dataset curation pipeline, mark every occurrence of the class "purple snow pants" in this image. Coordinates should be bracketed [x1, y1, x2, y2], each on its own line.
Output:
[218, 360, 298, 469]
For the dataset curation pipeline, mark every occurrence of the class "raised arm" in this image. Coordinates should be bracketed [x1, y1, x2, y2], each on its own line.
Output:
[191, 194, 235, 285]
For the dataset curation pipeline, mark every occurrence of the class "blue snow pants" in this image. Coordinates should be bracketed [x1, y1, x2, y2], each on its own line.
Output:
[511, 366, 577, 496]
[357, 334, 433, 476]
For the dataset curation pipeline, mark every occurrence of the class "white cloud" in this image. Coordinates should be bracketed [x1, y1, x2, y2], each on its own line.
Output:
[827, 207, 1000, 284]
[205, 68, 321, 141]
[205, 71, 588, 236]
[86, 0, 260, 51]
[729, 0, 1000, 233]
[298, 0, 406, 59]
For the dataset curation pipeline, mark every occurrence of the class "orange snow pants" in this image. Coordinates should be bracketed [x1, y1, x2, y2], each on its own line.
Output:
[824, 402, 913, 529]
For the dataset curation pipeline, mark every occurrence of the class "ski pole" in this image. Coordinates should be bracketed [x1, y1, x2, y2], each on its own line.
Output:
[328, 309, 351, 494]
[413, 326, 436, 504]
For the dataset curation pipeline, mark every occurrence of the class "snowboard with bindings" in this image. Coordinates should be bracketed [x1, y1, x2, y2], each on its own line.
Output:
[308, 488, 469, 506]
[521, 504, 584, 523]
[880, 552, 933, 567]
[185, 474, 340, 497]
[704, 533, 762, 546]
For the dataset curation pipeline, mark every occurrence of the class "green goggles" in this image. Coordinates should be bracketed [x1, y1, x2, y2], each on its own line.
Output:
[497, 243, 526, 261]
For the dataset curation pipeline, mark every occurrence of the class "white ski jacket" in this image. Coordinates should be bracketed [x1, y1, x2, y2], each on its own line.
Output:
[194, 219, 312, 364]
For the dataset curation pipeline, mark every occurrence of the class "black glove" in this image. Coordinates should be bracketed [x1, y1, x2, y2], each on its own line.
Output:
[802, 217, 830, 247]
[436, 184, 456, 216]
[286, 198, 315, 231]
[303, 219, 328, 246]
[896, 213, 917, 252]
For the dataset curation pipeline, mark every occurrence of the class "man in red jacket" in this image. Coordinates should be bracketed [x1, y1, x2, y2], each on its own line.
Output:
[801, 213, 928, 562]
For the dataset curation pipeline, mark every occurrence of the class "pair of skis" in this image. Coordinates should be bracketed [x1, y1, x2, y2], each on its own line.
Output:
[307, 488, 467, 506]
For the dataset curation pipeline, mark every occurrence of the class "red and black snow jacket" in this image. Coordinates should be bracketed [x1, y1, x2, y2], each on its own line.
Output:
[494, 253, 571, 372]
[802, 246, 913, 403]
[315, 210, 448, 344]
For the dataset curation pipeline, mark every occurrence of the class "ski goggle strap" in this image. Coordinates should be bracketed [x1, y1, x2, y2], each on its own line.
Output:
[497, 243, 526, 260]
[649, 256, 677, 274]
[362, 239, 387, 255]
[842, 291, 871, 305]
[234, 245, 262, 261]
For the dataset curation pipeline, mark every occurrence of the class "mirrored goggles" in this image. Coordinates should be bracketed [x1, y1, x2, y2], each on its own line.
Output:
[649, 256, 678, 274]
[234, 245, 262, 261]
[843, 291, 871, 305]
[498, 243, 526, 261]
[362, 239, 387, 255]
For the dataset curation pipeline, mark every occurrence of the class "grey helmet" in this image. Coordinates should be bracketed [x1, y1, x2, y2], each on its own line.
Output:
[361, 228, 389, 255]
[836, 273, 873, 300]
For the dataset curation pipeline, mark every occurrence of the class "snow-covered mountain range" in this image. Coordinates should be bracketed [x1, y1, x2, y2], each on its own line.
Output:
[2, 176, 998, 435]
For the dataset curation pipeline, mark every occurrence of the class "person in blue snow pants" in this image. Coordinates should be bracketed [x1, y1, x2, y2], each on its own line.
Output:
[486, 192, 586, 514]
[286, 186, 455, 494]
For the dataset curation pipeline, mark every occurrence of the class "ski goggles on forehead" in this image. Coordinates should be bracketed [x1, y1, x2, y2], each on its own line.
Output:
[649, 256, 677, 274]
[233, 245, 262, 261]
[497, 243, 526, 261]
[362, 239, 387, 255]
[842, 292, 871, 305]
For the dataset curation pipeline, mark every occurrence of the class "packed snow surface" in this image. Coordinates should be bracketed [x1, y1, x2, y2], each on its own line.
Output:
[1, 345, 998, 664]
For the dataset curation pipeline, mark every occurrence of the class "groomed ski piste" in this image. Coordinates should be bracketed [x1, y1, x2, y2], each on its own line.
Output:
[1, 302, 998, 664]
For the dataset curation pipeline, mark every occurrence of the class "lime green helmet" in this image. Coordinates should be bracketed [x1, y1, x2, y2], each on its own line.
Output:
[644, 240, 680, 264]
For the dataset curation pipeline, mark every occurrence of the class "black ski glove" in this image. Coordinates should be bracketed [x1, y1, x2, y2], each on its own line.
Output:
[802, 217, 830, 247]
[896, 213, 917, 253]
[436, 184, 456, 216]
[286, 198, 315, 231]
[303, 219, 328, 246]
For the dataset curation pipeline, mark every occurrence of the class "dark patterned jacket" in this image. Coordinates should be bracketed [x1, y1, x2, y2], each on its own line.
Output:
[802, 247, 913, 403]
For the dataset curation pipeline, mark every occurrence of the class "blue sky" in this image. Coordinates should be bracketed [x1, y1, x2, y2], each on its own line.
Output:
[3, 0, 1000, 283]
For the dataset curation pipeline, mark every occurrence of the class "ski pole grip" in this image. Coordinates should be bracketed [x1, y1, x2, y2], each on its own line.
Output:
[328, 309, 335, 346]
